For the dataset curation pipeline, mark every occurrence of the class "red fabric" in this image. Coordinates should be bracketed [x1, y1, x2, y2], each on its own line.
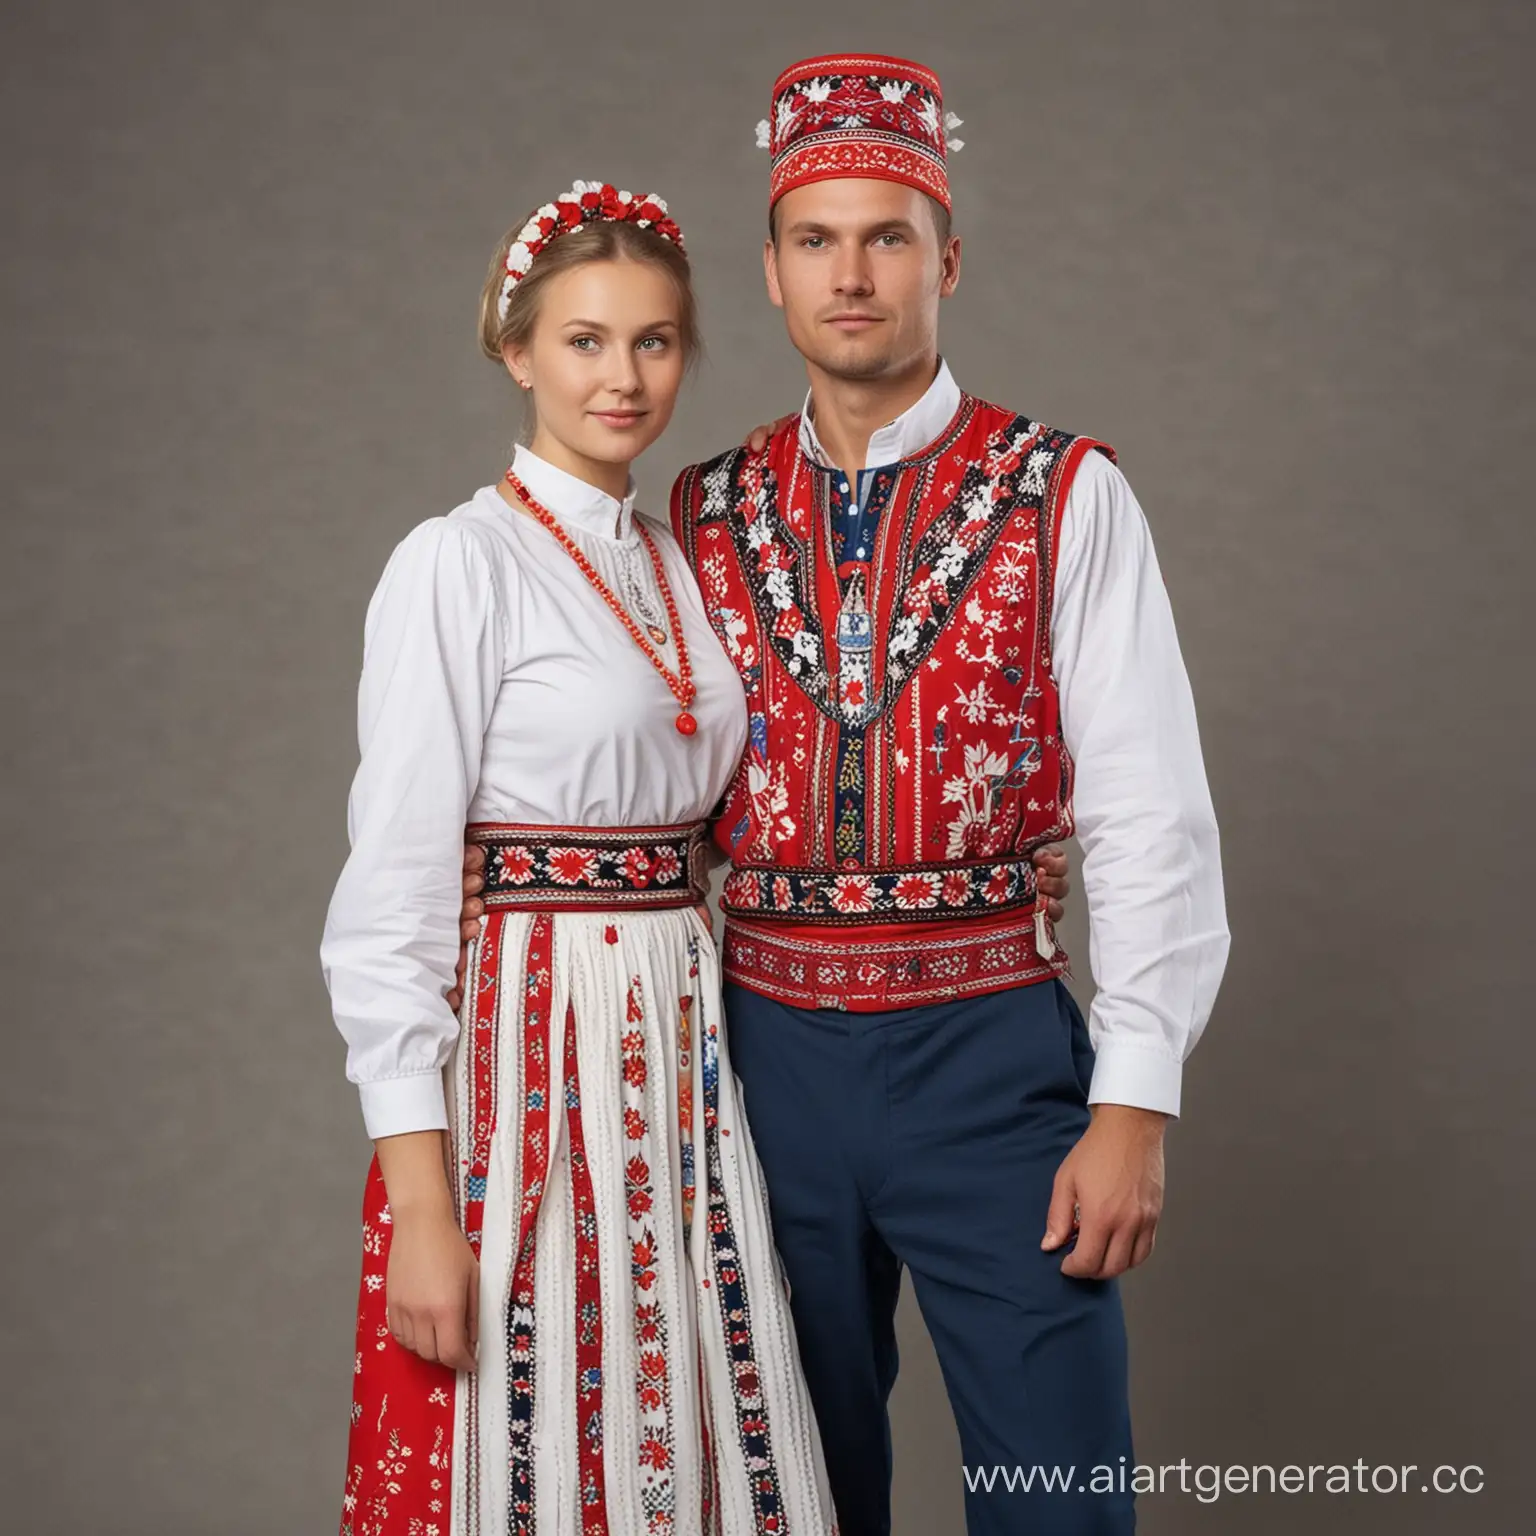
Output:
[508, 915, 555, 1531]
[772, 52, 943, 100]
[564, 995, 610, 1533]
[670, 395, 1114, 1011]
[764, 53, 954, 211]
[338, 911, 512, 1536]
[340, 1158, 459, 1536]
[342, 903, 509, 1529]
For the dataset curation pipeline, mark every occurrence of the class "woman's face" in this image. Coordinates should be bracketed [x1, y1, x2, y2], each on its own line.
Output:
[505, 257, 687, 471]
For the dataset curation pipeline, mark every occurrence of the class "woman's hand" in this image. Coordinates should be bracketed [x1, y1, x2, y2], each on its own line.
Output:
[386, 1206, 480, 1371]
[376, 1130, 478, 1372]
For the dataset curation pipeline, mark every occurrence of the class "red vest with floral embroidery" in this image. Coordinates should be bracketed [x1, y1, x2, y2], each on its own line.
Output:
[670, 394, 1115, 1010]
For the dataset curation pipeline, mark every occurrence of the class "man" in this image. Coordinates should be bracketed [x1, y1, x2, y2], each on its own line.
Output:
[463, 53, 1228, 1535]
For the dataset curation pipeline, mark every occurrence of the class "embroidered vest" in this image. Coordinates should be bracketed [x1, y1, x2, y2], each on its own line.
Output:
[671, 394, 1115, 1010]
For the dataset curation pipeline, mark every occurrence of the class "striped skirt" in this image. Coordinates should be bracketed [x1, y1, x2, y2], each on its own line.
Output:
[339, 824, 839, 1535]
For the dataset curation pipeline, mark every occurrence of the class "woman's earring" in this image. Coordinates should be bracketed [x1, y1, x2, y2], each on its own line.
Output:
[519, 379, 532, 391]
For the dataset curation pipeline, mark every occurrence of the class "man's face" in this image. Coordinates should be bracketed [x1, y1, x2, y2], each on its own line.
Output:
[764, 178, 960, 382]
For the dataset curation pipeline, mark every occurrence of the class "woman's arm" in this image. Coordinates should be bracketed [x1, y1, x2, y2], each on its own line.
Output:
[321, 517, 505, 1138]
[321, 515, 506, 1370]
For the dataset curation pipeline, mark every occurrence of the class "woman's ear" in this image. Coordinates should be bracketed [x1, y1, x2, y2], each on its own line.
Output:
[501, 338, 531, 390]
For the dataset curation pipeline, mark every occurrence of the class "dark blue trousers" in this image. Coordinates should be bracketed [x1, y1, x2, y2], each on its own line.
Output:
[722, 978, 1135, 1535]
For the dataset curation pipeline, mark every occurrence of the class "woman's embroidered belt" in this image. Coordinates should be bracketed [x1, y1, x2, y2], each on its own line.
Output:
[468, 821, 711, 911]
[719, 854, 1042, 924]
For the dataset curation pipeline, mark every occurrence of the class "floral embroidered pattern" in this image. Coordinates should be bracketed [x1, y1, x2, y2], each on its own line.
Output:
[695, 935, 789, 1534]
[672, 394, 1111, 1014]
[508, 917, 555, 1534]
[721, 855, 1040, 924]
[341, 914, 511, 1536]
[341, 847, 840, 1534]
[620, 977, 678, 1534]
[769, 71, 946, 155]
[724, 913, 1067, 1010]
[677, 995, 697, 1243]
[563, 996, 610, 1534]
[761, 56, 961, 210]
[694, 404, 1060, 731]
[884, 423, 1057, 703]
[471, 822, 708, 910]
[460, 909, 507, 1535]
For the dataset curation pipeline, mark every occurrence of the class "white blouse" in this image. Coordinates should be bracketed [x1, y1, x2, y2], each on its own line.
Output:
[321, 445, 748, 1141]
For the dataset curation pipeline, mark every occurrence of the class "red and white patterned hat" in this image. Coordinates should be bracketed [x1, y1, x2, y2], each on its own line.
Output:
[757, 53, 963, 212]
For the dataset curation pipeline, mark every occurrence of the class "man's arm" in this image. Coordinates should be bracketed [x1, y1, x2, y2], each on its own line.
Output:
[1052, 448, 1230, 1115]
[1041, 446, 1230, 1277]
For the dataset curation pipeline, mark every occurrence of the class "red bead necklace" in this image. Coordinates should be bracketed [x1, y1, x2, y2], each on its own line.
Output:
[503, 468, 699, 736]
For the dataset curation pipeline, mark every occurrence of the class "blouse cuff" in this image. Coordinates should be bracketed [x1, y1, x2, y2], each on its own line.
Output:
[1086, 1041, 1184, 1119]
[358, 1071, 450, 1141]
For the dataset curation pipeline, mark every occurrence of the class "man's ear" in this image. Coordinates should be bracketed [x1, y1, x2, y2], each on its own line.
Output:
[763, 237, 785, 309]
[940, 234, 962, 299]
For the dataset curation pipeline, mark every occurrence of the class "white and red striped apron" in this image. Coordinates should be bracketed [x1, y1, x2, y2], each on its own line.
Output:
[341, 821, 838, 1536]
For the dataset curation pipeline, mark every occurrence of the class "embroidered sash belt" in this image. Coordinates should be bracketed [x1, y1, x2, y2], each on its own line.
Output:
[467, 821, 711, 911]
[720, 854, 1042, 924]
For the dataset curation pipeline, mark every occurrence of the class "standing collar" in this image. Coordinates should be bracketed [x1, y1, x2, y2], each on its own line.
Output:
[509, 443, 639, 542]
[797, 356, 962, 473]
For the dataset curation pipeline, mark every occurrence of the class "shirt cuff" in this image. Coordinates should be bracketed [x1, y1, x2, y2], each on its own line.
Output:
[1086, 1042, 1184, 1119]
[358, 1071, 450, 1140]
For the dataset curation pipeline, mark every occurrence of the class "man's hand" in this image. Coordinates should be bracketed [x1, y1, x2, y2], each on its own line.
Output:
[746, 415, 798, 454]
[446, 844, 488, 1014]
[1042, 1104, 1167, 1279]
[1031, 843, 1070, 923]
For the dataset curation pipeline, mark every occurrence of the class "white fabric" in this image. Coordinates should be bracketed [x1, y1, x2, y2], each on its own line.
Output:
[321, 445, 748, 1139]
[445, 909, 836, 1534]
[798, 357, 962, 475]
[800, 362, 1230, 1117]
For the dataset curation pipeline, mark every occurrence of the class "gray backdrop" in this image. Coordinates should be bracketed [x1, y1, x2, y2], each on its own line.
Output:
[3, 0, 1531, 1531]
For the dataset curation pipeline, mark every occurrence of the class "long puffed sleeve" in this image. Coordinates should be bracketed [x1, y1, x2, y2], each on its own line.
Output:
[320, 517, 506, 1139]
[1051, 450, 1230, 1118]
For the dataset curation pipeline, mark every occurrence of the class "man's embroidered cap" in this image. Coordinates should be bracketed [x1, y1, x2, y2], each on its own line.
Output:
[756, 54, 963, 212]
[497, 180, 685, 321]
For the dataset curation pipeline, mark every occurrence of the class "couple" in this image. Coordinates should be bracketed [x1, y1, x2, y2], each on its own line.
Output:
[321, 51, 1229, 1536]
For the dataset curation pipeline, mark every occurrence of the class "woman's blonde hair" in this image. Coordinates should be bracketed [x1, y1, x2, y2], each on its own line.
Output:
[477, 215, 702, 371]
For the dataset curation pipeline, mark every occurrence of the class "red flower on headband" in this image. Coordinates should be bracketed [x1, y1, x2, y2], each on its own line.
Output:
[497, 180, 687, 319]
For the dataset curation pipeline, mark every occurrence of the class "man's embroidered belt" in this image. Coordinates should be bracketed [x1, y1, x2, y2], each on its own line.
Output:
[719, 855, 1042, 923]
[718, 853, 1069, 1011]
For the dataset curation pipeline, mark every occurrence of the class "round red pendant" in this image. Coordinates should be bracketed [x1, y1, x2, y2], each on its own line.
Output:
[675, 711, 698, 736]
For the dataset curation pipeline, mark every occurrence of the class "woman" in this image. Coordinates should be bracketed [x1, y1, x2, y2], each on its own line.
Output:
[321, 181, 837, 1535]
